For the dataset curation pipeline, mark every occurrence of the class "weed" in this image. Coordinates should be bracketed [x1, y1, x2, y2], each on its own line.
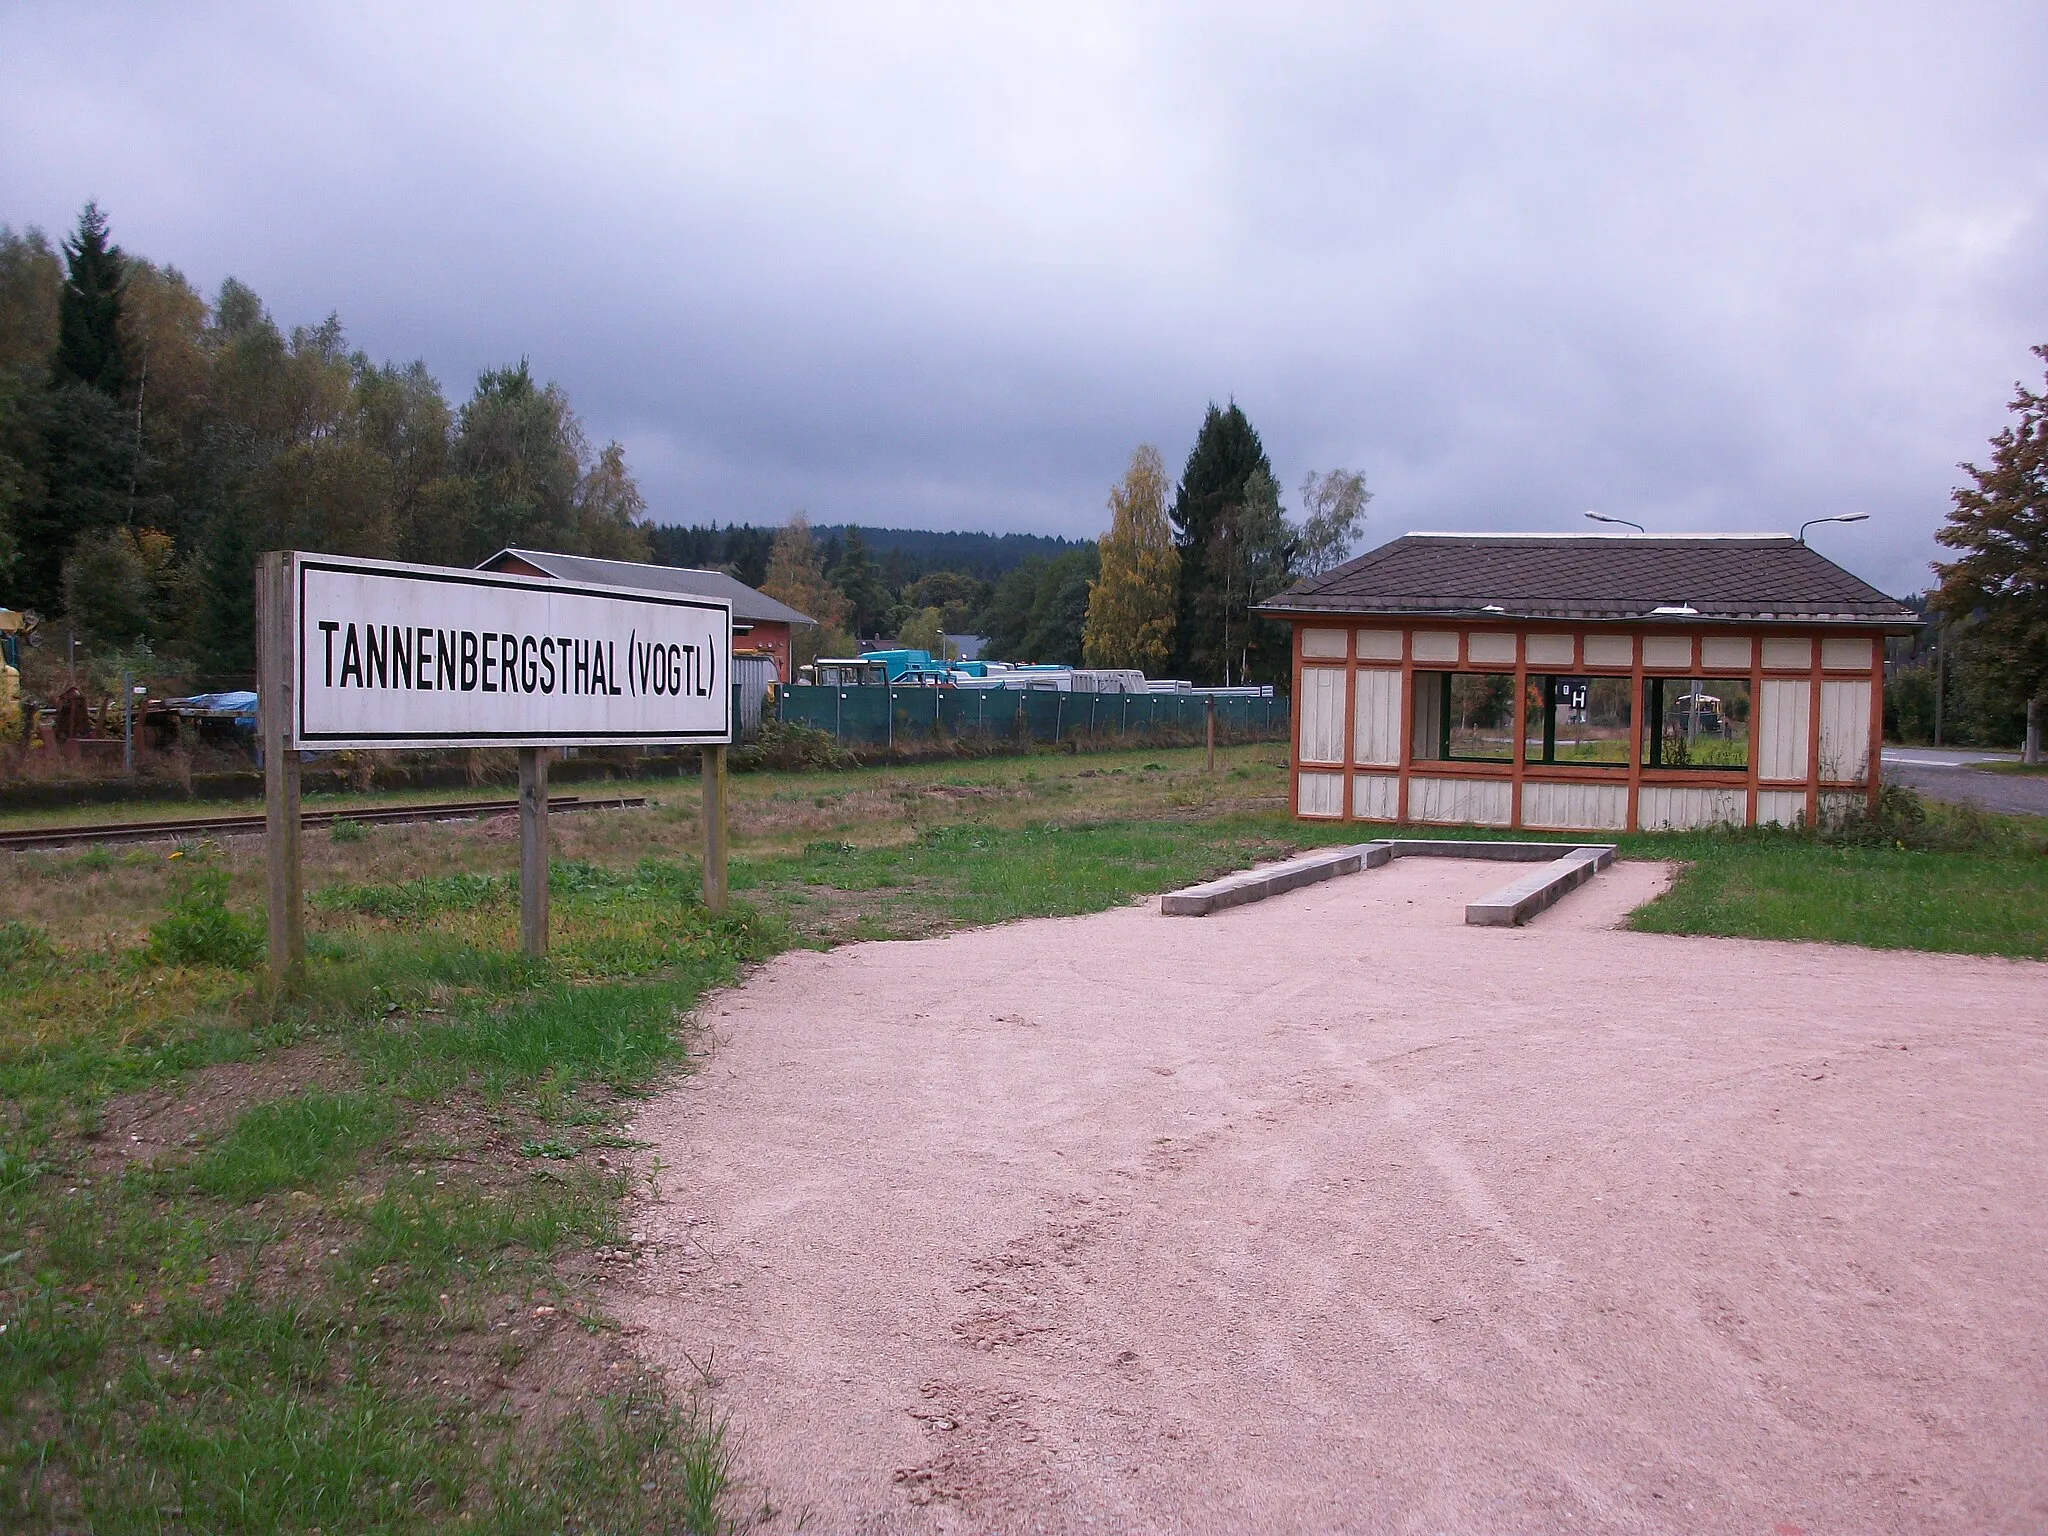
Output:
[146, 867, 265, 971]
[328, 816, 367, 844]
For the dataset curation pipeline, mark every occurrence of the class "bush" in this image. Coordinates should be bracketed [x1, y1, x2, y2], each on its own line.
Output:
[731, 719, 855, 773]
[1819, 782, 2004, 853]
[148, 866, 266, 970]
[1884, 664, 1937, 744]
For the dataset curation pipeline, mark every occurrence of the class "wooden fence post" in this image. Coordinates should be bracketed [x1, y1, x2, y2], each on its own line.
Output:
[519, 747, 549, 956]
[255, 552, 304, 995]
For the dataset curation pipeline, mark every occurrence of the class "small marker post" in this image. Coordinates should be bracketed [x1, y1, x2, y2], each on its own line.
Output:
[518, 746, 549, 956]
[701, 743, 728, 914]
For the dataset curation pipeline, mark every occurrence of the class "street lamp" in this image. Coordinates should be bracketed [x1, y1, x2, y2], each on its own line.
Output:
[1584, 510, 1645, 533]
[1798, 512, 1869, 544]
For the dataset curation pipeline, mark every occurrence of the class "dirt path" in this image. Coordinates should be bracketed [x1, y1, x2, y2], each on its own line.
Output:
[620, 858, 2047, 1535]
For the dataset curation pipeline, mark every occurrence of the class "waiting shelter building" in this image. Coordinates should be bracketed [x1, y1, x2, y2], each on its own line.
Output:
[1255, 533, 1919, 833]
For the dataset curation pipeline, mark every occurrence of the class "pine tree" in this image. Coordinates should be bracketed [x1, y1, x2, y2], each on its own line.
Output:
[1083, 444, 1179, 671]
[17, 381, 133, 615]
[1170, 402, 1282, 682]
[1935, 343, 2048, 762]
[195, 504, 257, 682]
[52, 202, 126, 397]
[828, 526, 889, 640]
[1220, 467, 1295, 686]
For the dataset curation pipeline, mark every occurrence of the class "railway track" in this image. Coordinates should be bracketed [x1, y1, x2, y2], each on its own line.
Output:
[0, 794, 649, 852]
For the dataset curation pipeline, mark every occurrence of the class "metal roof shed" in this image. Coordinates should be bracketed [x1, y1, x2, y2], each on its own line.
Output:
[480, 548, 814, 682]
[1254, 533, 1919, 833]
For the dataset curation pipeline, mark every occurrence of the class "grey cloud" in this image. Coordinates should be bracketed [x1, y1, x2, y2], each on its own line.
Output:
[3, 1, 2043, 593]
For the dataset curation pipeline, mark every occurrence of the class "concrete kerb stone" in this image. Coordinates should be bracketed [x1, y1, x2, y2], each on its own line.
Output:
[1161, 837, 1619, 926]
[1464, 846, 1615, 927]
[1158, 843, 1388, 917]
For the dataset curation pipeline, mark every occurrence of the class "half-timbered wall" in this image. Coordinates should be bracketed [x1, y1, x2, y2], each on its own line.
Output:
[1287, 619, 1884, 833]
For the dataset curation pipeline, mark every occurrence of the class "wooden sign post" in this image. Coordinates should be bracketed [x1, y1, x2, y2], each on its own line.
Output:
[256, 553, 305, 994]
[253, 551, 732, 994]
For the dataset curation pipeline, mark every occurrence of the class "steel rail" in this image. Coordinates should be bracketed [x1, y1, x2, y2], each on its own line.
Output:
[0, 794, 648, 852]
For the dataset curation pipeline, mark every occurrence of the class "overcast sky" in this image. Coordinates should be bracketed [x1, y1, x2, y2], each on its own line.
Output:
[4, 2, 2044, 593]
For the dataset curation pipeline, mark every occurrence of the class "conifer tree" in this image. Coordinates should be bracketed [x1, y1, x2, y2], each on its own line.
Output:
[1935, 343, 2048, 762]
[1082, 444, 1178, 671]
[829, 526, 889, 640]
[1170, 402, 1282, 682]
[53, 202, 125, 396]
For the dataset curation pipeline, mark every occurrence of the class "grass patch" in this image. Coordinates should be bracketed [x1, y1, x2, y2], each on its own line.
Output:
[359, 981, 703, 1101]
[1627, 841, 2048, 959]
[189, 1090, 400, 1201]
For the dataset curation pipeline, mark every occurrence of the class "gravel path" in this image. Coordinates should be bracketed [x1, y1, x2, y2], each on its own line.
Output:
[622, 858, 2047, 1535]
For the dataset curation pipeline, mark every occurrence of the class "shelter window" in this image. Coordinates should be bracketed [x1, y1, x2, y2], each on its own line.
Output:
[1642, 678, 1750, 770]
[1410, 672, 1516, 762]
[1522, 676, 1633, 767]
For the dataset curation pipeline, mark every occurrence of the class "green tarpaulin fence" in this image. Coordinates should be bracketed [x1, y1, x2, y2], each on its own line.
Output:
[775, 685, 1290, 747]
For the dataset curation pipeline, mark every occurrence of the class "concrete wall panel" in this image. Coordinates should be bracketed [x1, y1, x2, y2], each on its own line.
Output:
[1301, 627, 1347, 658]
[1355, 628, 1402, 661]
[1763, 637, 1813, 670]
[1584, 634, 1634, 668]
[1468, 632, 1517, 665]
[1701, 636, 1753, 670]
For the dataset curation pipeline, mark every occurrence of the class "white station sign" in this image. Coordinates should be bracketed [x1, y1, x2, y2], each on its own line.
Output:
[288, 553, 731, 749]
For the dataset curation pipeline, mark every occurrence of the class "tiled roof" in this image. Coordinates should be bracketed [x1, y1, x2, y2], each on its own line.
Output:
[1257, 534, 1917, 626]
[481, 549, 815, 627]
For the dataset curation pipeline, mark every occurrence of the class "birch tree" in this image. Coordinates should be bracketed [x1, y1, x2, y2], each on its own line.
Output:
[1083, 443, 1179, 670]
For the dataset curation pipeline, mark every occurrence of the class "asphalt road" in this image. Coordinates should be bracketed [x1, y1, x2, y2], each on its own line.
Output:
[1883, 748, 2048, 818]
